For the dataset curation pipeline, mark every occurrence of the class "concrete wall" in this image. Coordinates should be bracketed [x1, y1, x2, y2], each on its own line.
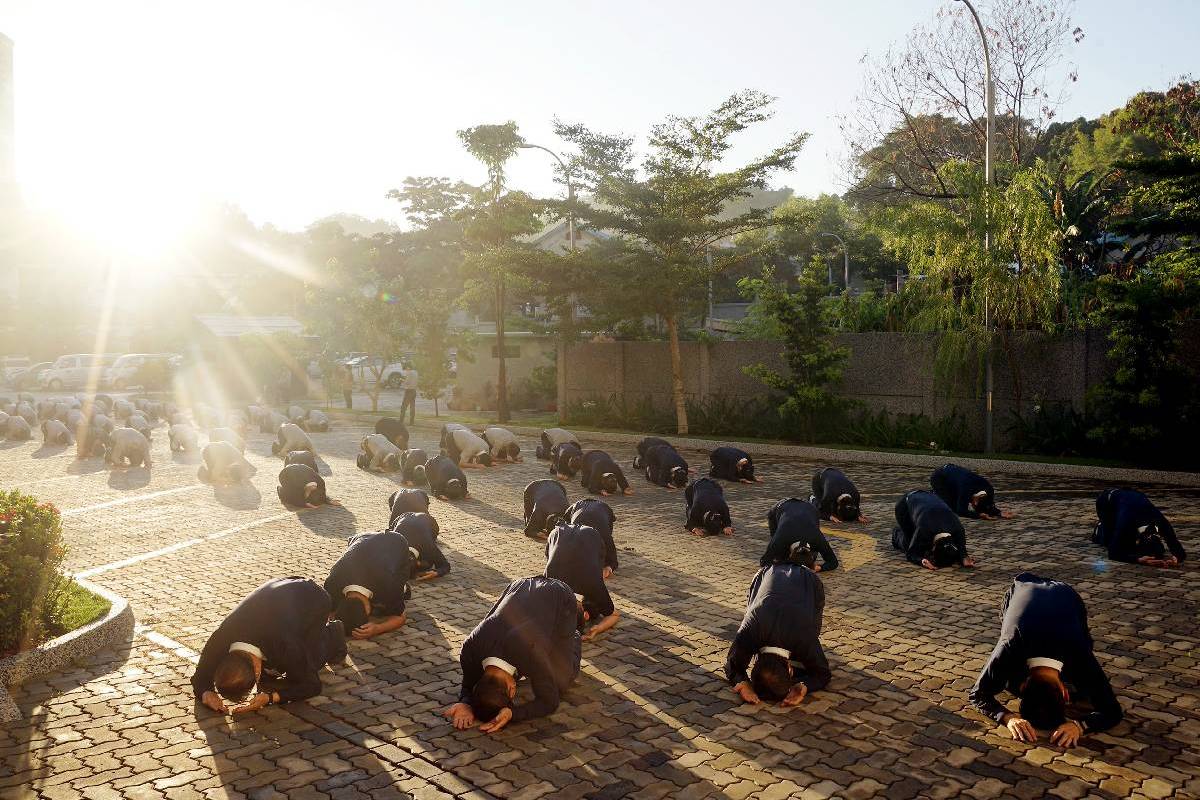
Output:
[559, 327, 1200, 450]
[454, 334, 557, 411]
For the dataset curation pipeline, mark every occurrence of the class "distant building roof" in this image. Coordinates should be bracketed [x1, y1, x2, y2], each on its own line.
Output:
[194, 314, 305, 338]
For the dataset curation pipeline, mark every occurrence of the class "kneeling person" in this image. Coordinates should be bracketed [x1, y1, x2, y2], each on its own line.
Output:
[445, 426, 493, 468]
[545, 522, 619, 641]
[761, 498, 839, 572]
[200, 441, 249, 485]
[325, 531, 412, 639]
[566, 498, 619, 578]
[387, 487, 431, 526]
[969, 572, 1122, 747]
[810, 467, 867, 523]
[579, 450, 632, 496]
[709, 446, 760, 483]
[523, 479, 569, 541]
[931, 463, 1011, 520]
[1092, 488, 1184, 567]
[725, 555, 831, 707]
[417, 455, 469, 501]
[42, 418, 74, 446]
[390, 511, 451, 580]
[277, 463, 338, 508]
[685, 477, 733, 536]
[271, 422, 313, 458]
[443, 576, 582, 733]
[357, 433, 402, 472]
[106, 427, 151, 469]
[192, 577, 346, 714]
[482, 426, 522, 462]
[643, 441, 689, 489]
[892, 490, 975, 570]
[537, 427, 579, 461]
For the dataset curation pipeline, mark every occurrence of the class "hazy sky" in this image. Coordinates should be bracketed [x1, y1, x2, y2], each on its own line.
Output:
[2, 0, 1197, 233]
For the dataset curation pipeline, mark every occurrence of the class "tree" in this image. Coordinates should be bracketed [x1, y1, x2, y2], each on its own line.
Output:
[456, 123, 545, 422]
[738, 263, 849, 439]
[842, 0, 1084, 204]
[555, 90, 808, 433]
[875, 160, 1063, 407]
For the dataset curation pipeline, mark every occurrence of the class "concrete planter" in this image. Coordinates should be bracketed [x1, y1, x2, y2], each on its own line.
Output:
[0, 578, 133, 722]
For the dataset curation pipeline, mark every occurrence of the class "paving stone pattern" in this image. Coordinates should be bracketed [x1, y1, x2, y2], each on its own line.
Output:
[1, 421, 1198, 799]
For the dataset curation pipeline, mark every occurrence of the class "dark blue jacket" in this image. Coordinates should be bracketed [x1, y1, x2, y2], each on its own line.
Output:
[969, 573, 1122, 733]
[390, 511, 450, 577]
[724, 564, 830, 693]
[387, 488, 430, 527]
[545, 523, 614, 619]
[893, 490, 967, 566]
[277, 464, 326, 507]
[566, 498, 618, 572]
[458, 576, 582, 723]
[324, 532, 410, 617]
[192, 577, 332, 703]
[684, 478, 732, 532]
[811, 467, 860, 521]
[761, 498, 838, 571]
[523, 479, 569, 538]
[400, 449, 428, 484]
[644, 444, 688, 487]
[931, 463, 999, 518]
[424, 454, 467, 498]
[709, 446, 755, 481]
[1094, 488, 1185, 563]
[549, 441, 584, 478]
[579, 450, 629, 494]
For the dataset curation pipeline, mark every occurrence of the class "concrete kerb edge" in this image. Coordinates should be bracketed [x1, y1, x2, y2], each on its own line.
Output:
[0, 577, 134, 722]
[325, 409, 1200, 488]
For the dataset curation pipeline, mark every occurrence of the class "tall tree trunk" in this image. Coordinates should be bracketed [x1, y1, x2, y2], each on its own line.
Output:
[496, 275, 509, 423]
[665, 312, 689, 435]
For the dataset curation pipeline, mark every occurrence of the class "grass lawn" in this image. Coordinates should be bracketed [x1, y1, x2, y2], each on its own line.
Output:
[54, 581, 112, 638]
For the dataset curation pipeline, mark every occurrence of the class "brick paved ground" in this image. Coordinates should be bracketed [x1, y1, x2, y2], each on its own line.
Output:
[1, 416, 1198, 799]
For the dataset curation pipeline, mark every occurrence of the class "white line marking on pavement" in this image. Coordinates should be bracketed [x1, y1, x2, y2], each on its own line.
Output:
[135, 624, 200, 662]
[76, 512, 293, 577]
[63, 485, 203, 516]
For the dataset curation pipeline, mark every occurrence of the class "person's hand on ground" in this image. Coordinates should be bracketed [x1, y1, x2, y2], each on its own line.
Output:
[479, 707, 513, 734]
[733, 681, 760, 705]
[780, 682, 808, 707]
[1005, 715, 1037, 742]
[690, 527, 706, 537]
[722, 527, 733, 536]
[623, 487, 633, 495]
[962, 557, 977, 568]
[351, 621, 385, 639]
[602, 566, 613, 580]
[231, 692, 271, 715]
[416, 570, 439, 581]
[200, 691, 227, 714]
[921, 558, 938, 571]
[1050, 720, 1083, 748]
[444, 703, 476, 730]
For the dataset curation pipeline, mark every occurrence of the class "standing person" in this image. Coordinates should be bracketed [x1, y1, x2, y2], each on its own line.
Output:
[400, 362, 419, 425]
[724, 558, 830, 708]
[342, 365, 354, 410]
[969, 573, 1123, 747]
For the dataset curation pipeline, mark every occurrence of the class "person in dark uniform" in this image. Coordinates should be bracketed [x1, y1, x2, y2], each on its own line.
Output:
[632, 436, 672, 470]
[536, 428, 579, 460]
[643, 442, 689, 489]
[415, 455, 469, 501]
[191, 577, 346, 714]
[892, 490, 975, 570]
[724, 561, 830, 707]
[549, 440, 584, 480]
[578, 450, 633, 496]
[1092, 488, 1185, 567]
[545, 522, 620, 641]
[523, 479, 569, 540]
[709, 446, 761, 483]
[969, 572, 1123, 747]
[443, 576, 582, 734]
[277, 463, 339, 508]
[565, 498, 619, 578]
[760, 498, 839, 572]
[810, 467, 868, 522]
[284, 449, 318, 473]
[399, 448, 429, 485]
[387, 488, 431, 525]
[930, 463, 1012, 520]
[684, 478, 733, 536]
[375, 417, 410, 449]
[324, 531, 411, 639]
[390, 511, 451, 580]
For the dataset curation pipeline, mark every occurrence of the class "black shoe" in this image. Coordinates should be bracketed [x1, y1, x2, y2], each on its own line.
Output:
[325, 620, 348, 665]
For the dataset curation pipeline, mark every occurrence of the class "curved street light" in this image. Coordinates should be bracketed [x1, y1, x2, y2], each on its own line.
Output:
[519, 142, 576, 252]
[817, 231, 850, 289]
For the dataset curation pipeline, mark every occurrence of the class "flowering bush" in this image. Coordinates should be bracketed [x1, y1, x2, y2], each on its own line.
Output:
[0, 490, 68, 656]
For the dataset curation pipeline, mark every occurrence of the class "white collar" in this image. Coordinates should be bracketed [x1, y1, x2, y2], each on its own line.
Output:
[343, 584, 373, 600]
[1026, 657, 1064, 672]
[759, 646, 790, 659]
[1137, 525, 1150, 534]
[973, 490, 989, 500]
[933, 532, 953, 544]
[229, 641, 263, 660]
[408, 546, 420, 562]
[837, 493, 853, 503]
[482, 656, 517, 676]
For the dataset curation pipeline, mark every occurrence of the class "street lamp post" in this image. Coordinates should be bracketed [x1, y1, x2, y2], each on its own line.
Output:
[519, 142, 576, 251]
[955, 0, 996, 454]
[817, 231, 850, 289]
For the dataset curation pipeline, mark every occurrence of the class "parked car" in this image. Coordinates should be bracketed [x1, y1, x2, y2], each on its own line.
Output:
[9, 361, 52, 391]
[104, 353, 181, 390]
[340, 355, 408, 388]
[1, 356, 30, 383]
[39, 354, 118, 391]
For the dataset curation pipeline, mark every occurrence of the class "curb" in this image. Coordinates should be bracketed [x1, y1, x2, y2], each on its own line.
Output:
[326, 409, 1200, 488]
[0, 578, 134, 722]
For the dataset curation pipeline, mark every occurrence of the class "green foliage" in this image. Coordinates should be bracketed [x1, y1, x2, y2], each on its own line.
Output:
[554, 90, 808, 434]
[1006, 403, 1095, 458]
[0, 491, 69, 656]
[738, 264, 849, 438]
[1085, 255, 1200, 466]
[57, 582, 111, 635]
[237, 332, 310, 403]
[837, 408, 972, 453]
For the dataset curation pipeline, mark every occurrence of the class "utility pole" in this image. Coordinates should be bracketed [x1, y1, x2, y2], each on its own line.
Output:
[818, 232, 850, 289]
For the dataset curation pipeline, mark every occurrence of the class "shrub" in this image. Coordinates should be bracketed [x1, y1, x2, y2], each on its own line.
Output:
[0, 490, 69, 656]
[838, 408, 972, 452]
[1006, 403, 1096, 457]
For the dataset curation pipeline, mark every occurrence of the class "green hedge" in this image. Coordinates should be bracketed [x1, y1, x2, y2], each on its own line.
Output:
[0, 490, 69, 656]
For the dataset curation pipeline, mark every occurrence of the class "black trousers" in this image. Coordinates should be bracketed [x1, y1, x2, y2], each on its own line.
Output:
[400, 390, 416, 424]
